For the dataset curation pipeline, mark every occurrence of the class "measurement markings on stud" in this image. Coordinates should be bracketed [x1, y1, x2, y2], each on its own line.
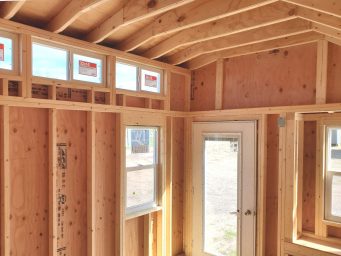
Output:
[57, 143, 67, 256]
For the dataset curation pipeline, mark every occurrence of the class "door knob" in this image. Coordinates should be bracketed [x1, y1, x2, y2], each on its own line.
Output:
[229, 210, 239, 215]
[244, 209, 252, 216]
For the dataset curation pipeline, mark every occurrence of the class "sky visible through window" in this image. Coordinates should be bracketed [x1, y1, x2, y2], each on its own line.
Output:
[32, 43, 68, 80]
[0, 36, 13, 70]
[116, 62, 137, 90]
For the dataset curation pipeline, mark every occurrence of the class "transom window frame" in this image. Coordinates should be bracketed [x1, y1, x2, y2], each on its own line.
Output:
[0, 30, 19, 75]
[116, 59, 164, 95]
[32, 38, 106, 86]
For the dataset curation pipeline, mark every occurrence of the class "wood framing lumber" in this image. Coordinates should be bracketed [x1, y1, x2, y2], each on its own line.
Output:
[185, 31, 323, 70]
[86, 0, 195, 43]
[118, 0, 278, 52]
[0, 0, 26, 19]
[282, 0, 341, 19]
[215, 59, 224, 110]
[296, 6, 341, 31]
[47, 0, 109, 33]
[313, 23, 341, 40]
[315, 40, 328, 104]
[168, 19, 313, 65]
[143, 1, 298, 59]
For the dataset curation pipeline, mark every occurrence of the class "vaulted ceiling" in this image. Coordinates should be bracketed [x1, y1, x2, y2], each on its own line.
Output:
[0, 0, 340, 70]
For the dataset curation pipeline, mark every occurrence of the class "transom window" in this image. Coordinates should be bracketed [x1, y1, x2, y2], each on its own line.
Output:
[116, 60, 163, 94]
[0, 30, 18, 73]
[32, 39, 104, 85]
[325, 127, 341, 222]
[125, 127, 159, 215]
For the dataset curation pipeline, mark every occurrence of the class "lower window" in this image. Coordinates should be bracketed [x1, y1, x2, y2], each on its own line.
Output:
[325, 127, 341, 222]
[125, 127, 159, 215]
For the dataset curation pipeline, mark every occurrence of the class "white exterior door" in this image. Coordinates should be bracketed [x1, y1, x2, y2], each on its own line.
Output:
[192, 121, 257, 256]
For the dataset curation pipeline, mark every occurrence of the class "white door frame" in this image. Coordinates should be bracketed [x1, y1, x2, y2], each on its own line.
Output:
[192, 121, 257, 256]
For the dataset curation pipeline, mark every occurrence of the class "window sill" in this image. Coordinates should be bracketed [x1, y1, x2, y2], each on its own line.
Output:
[125, 206, 162, 220]
[293, 236, 341, 255]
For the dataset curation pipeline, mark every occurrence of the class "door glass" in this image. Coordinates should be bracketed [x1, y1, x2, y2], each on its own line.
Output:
[204, 136, 239, 256]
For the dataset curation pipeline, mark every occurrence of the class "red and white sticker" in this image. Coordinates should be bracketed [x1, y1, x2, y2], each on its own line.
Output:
[144, 74, 157, 88]
[0, 44, 4, 62]
[79, 60, 97, 77]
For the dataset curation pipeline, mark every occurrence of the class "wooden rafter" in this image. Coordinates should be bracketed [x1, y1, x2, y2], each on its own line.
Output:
[283, 0, 341, 18]
[143, 1, 297, 59]
[118, 0, 278, 52]
[185, 31, 323, 70]
[296, 5, 341, 31]
[86, 0, 195, 43]
[0, 0, 26, 19]
[167, 19, 313, 65]
[312, 23, 341, 40]
[47, 0, 109, 33]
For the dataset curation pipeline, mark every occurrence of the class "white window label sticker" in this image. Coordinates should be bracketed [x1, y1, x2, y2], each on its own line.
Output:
[0, 44, 4, 61]
[79, 60, 97, 77]
[145, 74, 157, 88]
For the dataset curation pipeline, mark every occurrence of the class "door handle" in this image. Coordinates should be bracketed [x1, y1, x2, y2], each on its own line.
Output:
[229, 210, 239, 215]
[244, 209, 252, 216]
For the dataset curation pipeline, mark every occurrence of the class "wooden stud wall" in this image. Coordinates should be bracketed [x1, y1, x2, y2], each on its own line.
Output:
[9, 107, 49, 256]
[1, 13, 341, 256]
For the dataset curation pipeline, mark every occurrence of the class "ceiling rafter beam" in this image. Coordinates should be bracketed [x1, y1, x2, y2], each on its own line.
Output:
[312, 22, 341, 40]
[0, 0, 26, 19]
[86, 0, 195, 43]
[296, 6, 341, 31]
[167, 18, 313, 65]
[118, 0, 279, 52]
[143, 1, 297, 59]
[282, 0, 341, 18]
[46, 0, 109, 33]
[185, 31, 324, 70]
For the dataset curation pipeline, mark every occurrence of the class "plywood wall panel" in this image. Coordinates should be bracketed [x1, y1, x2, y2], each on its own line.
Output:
[125, 216, 145, 256]
[302, 121, 316, 233]
[222, 44, 317, 109]
[190, 62, 216, 111]
[326, 43, 341, 103]
[170, 73, 186, 112]
[9, 107, 49, 256]
[56, 110, 87, 256]
[172, 117, 185, 255]
[95, 112, 116, 256]
[265, 114, 279, 256]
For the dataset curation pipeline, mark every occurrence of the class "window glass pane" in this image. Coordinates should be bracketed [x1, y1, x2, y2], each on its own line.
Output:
[328, 128, 341, 172]
[331, 175, 341, 217]
[127, 168, 155, 208]
[0, 36, 13, 70]
[141, 69, 161, 93]
[73, 54, 102, 84]
[204, 137, 238, 256]
[116, 62, 137, 91]
[32, 42, 68, 80]
[126, 128, 157, 168]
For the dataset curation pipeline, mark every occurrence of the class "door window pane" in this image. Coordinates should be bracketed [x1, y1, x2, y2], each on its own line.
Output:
[204, 136, 239, 256]
[73, 54, 102, 84]
[32, 42, 68, 80]
[0, 36, 13, 71]
[116, 62, 137, 91]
